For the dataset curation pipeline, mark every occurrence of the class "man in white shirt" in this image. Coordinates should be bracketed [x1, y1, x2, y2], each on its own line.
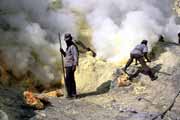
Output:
[60, 33, 79, 99]
[124, 40, 157, 80]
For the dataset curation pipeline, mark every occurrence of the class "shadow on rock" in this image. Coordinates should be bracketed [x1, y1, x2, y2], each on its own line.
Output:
[78, 80, 111, 98]
[164, 41, 180, 46]
[150, 41, 179, 61]
[152, 64, 171, 76]
[128, 64, 169, 81]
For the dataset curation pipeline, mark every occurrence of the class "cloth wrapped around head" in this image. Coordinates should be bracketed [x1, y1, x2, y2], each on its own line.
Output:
[64, 33, 73, 41]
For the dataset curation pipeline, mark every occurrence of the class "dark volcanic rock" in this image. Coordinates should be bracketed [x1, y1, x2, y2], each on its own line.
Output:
[0, 87, 35, 120]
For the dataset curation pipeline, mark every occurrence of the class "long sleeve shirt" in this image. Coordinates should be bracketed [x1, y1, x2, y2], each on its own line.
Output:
[64, 45, 79, 67]
[131, 44, 148, 56]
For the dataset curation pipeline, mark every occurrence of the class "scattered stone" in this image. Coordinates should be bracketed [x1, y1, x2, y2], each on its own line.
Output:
[42, 89, 64, 97]
[110, 68, 131, 90]
[117, 74, 131, 87]
[23, 89, 63, 110]
[133, 83, 146, 95]
[23, 91, 45, 110]
[1, 40, 180, 120]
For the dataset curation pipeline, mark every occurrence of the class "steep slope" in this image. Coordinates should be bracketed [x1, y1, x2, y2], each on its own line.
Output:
[29, 42, 180, 120]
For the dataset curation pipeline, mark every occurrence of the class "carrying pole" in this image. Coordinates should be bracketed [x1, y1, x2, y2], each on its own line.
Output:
[58, 33, 66, 82]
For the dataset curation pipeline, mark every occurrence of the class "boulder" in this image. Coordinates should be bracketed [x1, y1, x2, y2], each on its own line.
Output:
[23, 91, 45, 110]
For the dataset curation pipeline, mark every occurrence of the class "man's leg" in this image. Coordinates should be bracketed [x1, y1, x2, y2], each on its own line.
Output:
[147, 67, 157, 80]
[69, 67, 76, 97]
[124, 55, 134, 72]
[135, 59, 138, 65]
[69, 69, 77, 97]
[137, 57, 147, 68]
[138, 58, 157, 80]
[65, 67, 72, 97]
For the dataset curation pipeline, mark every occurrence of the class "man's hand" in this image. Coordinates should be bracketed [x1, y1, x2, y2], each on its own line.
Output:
[144, 52, 151, 63]
[60, 48, 66, 56]
[72, 65, 76, 72]
[60, 48, 64, 53]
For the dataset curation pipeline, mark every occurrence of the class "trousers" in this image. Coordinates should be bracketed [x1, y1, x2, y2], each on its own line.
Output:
[65, 66, 76, 97]
[125, 54, 155, 79]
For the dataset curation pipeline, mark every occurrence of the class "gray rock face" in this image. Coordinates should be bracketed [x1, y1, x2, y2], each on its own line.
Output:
[0, 110, 8, 120]
[0, 87, 35, 120]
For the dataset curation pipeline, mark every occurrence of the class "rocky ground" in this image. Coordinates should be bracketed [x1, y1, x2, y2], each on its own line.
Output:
[1, 42, 180, 120]
[0, 87, 35, 120]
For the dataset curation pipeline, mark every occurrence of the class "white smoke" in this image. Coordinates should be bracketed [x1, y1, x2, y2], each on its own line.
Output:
[64, 0, 180, 61]
[0, 0, 77, 84]
[0, 0, 180, 84]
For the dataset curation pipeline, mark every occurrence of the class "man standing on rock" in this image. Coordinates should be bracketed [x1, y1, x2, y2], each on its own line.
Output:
[123, 40, 157, 81]
[60, 33, 79, 99]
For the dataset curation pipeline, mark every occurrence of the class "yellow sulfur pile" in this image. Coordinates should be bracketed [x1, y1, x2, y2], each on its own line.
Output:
[75, 51, 116, 93]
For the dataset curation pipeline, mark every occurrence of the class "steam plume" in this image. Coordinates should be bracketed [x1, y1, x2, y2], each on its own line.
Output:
[0, 0, 180, 84]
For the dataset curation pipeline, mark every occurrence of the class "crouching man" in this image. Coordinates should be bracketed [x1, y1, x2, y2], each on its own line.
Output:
[60, 33, 79, 99]
[123, 40, 157, 81]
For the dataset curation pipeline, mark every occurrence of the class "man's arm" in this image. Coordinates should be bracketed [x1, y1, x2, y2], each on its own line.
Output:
[60, 48, 66, 57]
[143, 45, 151, 62]
[71, 45, 79, 71]
[144, 52, 151, 62]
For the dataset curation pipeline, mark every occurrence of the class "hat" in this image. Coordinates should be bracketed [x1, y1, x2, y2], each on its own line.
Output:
[64, 33, 72, 41]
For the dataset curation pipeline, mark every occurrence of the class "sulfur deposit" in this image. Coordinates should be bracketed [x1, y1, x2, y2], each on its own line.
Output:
[76, 51, 116, 93]
[1, 0, 180, 120]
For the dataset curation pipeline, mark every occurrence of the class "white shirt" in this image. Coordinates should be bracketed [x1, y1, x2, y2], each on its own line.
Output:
[65, 45, 79, 67]
[131, 44, 148, 56]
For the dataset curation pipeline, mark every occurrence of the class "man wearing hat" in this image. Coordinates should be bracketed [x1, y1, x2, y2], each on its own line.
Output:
[60, 33, 79, 99]
[123, 40, 157, 80]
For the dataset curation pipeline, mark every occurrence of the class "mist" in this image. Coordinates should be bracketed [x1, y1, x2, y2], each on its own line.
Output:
[64, 0, 180, 61]
[0, 0, 77, 83]
[0, 0, 180, 83]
